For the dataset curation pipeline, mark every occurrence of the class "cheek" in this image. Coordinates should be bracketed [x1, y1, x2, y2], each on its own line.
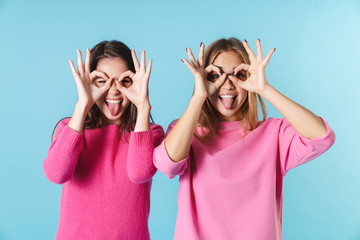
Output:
[208, 94, 219, 107]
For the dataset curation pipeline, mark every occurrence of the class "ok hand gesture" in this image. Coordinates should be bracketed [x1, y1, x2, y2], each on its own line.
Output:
[69, 49, 112, 112]
[115, 50, 152, 111]
[182, 43, 227, 99]
[228, 39, 275, 94]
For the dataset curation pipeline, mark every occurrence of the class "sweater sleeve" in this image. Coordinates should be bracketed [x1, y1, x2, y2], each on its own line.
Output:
[126, 123, 165, 184]
[153, 122, 190, 179]
[278, 117, 336, 175]
[43, 119, 84, 184]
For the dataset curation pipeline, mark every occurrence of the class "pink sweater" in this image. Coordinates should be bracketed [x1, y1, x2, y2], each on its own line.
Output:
[154, 117, 335, 240]
[43, 119, 164, 240]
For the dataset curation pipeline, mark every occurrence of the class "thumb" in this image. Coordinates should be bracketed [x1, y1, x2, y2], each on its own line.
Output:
[115, 80, 131, 97]
[228, 75, 246, 89]
[99, 78, 112, 94]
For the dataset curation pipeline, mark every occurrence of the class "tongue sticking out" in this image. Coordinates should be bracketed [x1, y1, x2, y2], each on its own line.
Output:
[221, 97, 235, 110]
[107, 102, 120, 116]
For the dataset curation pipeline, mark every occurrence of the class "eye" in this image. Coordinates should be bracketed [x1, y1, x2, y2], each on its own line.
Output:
[207, 74, 219, 82]
[119, 77, 133, 88]
[95, 78, 106, 87]
[235, 70, 247, 80]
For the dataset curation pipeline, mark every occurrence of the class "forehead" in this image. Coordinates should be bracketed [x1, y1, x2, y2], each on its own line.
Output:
[96, 57, 129, 78]
[212, 51, 244, 72]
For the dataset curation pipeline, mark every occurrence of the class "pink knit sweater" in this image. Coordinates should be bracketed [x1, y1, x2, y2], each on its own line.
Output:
[154, 117, 335, 240]
[43, 119, 164, 240]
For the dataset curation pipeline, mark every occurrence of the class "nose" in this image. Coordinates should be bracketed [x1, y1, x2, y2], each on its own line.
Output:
[108, 79, 120, 94]
[221, 75, 235, 90]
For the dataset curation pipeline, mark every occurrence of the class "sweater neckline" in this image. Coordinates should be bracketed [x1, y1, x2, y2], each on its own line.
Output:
[218, 121, 243, 131]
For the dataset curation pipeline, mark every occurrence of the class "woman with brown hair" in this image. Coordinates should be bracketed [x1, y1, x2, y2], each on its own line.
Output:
[43, 40, 164, 239]
[154, 38, 335, 240]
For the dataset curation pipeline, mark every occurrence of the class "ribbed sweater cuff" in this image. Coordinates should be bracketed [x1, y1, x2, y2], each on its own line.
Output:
[130, 130, 153, 146]
[60, 125, 84, 147]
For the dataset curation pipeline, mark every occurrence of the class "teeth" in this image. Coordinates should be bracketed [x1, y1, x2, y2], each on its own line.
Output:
[105, 99, 122, 103]
[219, 95, 235, 98]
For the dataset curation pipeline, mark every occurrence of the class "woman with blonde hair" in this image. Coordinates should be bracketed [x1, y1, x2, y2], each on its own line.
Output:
[153, 38, 335, 239]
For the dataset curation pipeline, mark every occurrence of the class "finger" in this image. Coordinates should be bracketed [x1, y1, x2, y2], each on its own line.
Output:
[256, 39, 263, 61]
[115, 80, 130, 96]
[69, 60, 81, 83]
[77, 49, 85, 76]
[140, 50, 146, 72]
[228, 75, 245, 88]
[146, 59, 153, 76]
[84, 48, 91, 74]
[186, 48, 198, 67]
[198, 42, 205, 67]
[182, 58, 196, 75]
[99, 78, 112, 93]
[213, 73, 227, 89]
[131, 49, 140, 72]
[263, 48, 276, 66]
[242, 40, 257, 62]
[205, 64, 221, 75]
[233, 63, 250, 74]
[118, 70, 135, 81]
[90, 70, 108, 82]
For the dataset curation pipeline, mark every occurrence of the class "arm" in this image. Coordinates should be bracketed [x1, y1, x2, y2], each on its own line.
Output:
[67, 49, 112, 133]
[229, 39, 327, 139]
[43, 120, 83, 184]
[116, 49, 152, 132]
[165, 44, 227, 161]
[43, 49, 112, 183]
[127, 124, 164, 183]
[260, 86, 327, 139]
[120, 50, 165, 183]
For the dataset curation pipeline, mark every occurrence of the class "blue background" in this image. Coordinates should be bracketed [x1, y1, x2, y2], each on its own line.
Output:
[0, 0, 359, 239]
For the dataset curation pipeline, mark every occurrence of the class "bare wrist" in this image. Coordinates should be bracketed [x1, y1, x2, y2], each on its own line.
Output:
[257, 84, 273, 97]
[75, 102, 92, 115]
[137, 102, 151, 114]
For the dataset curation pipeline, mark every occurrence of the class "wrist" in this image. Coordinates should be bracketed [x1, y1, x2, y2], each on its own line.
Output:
[190, 95, 207, 107]
[75, 101, 92, 115]
[257, 84, 273, 97]
[191, 94, 207, 102]
[136, 102, 151, 114]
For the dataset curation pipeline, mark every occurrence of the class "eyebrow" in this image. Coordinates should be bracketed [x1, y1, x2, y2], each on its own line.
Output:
[212, 65, 235, 74]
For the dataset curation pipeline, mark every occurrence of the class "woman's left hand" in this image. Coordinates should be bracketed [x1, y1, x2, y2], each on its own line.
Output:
[228, 39, 275, 95]
[116, 50, 152, 111]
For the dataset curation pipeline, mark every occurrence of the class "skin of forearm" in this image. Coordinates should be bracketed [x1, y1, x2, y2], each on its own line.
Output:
[259, 85, 328, 139]
[165, 96, 206, 162]
[67, 102, 90, 133]
[134, 103, 151, 132]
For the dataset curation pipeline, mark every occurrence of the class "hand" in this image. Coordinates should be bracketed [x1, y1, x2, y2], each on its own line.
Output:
[115, 50, 152, 111]
[182, 43, 226, 99]
[228, 39, 275, 94]
[69, 49, 112, 111]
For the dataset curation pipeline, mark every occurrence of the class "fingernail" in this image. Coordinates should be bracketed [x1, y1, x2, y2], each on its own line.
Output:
[200, 42, 203, 47]
[181, 59, 184, 62]
[244, 39, 247, 43]
[258, 38, 260, 42]
[274, 48, 276, 52]
[186, 48, 188, 52]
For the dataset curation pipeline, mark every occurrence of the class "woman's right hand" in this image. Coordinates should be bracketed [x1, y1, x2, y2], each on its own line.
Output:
[69, 49, 112, 112]
[182, 43, 226, 99]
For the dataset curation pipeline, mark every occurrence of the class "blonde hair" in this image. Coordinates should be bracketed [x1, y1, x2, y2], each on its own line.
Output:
[196, 38, 267, 141]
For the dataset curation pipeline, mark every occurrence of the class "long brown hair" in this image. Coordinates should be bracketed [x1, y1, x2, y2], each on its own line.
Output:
[52, 40, 138, 141]
[196, 38, 267, 141]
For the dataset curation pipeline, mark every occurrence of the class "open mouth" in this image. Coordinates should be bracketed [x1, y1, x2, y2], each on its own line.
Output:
[219, 95, 237, 110]
[105, 99, 123, 116]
